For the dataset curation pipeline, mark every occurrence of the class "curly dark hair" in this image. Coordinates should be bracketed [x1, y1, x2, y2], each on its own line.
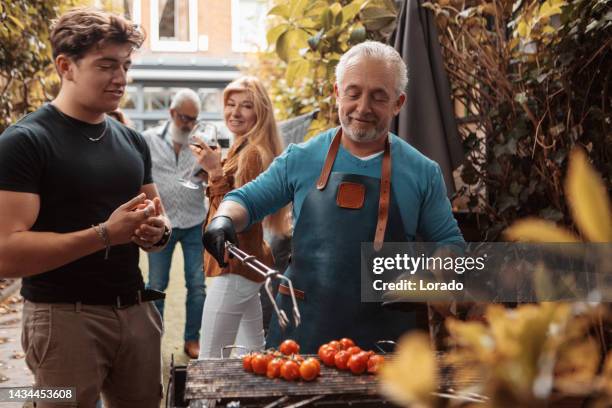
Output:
[50, 7, 145, 61]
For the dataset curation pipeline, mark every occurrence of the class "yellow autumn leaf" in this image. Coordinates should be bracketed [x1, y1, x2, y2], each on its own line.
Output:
[446, 317, 492, 351]
[555, 337, 600, 393]
[379, 332, 437, 408]
[538, 0, 564, 19]
[542, 25, 556, 34]
[565, 147, 612, 242]
[504, 218, 580, 242]
[517, 20, 529, 38]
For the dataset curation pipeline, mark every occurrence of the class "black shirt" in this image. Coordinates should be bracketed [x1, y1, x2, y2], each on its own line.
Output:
[0, 104, 153, 303]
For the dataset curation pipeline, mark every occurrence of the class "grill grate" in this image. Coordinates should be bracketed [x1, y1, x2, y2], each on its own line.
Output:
[186, 358, 379, 400]
[185, 354, 482, 403]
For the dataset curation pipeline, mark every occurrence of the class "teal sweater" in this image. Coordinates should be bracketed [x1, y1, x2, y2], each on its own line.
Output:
[224, 128, 464, 244]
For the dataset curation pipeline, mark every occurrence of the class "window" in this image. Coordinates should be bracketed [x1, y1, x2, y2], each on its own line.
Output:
[197, 88, 223, 114]
[151, 0, 198, 52]
[143, 87, 172, 111]
[231, 0, 268, 52]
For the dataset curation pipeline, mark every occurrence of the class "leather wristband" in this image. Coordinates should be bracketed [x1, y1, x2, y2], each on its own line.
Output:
[152, 225, 171, 248]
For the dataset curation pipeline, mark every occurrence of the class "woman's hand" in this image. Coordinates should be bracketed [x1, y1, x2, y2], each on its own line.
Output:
[190, 143, 223, 179]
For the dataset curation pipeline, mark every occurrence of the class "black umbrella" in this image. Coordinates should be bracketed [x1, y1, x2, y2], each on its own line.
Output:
[389, 0, 464, 195]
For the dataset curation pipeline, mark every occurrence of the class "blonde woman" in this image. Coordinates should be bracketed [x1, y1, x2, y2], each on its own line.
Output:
[192, 76, 289, 358]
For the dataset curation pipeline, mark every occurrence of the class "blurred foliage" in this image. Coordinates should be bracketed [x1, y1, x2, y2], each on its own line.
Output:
[242, 0, 399, 138]
[380, 304, 611, 407]
[424, 0, 611, 240]
[381, 151, 611, 406]
[0, 0, 84, 133]
[506, 147, 612, 243]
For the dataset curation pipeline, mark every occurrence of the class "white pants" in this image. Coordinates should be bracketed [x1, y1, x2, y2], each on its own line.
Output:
[198, 273, 265, 358]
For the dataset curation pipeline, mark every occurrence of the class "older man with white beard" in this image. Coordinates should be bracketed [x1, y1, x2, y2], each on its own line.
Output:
[201, 41, 465, 353]
[142, 89, 207, 358]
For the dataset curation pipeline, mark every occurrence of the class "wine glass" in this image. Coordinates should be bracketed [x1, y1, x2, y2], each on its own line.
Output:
[178, 121, 218, 189]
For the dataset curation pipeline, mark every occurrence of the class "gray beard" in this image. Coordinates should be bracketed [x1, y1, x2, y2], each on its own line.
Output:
[339, 115, 380, 142]
[169, 122, 190, 145]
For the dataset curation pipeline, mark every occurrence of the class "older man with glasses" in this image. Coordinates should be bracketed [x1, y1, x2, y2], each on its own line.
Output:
[142, 88, 207, 358]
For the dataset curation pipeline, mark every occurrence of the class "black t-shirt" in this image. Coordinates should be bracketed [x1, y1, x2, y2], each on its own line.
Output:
[0, 104, 153, 303]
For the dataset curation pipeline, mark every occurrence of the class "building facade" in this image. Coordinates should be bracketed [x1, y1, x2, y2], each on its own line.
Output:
[97, 0, 268, 131]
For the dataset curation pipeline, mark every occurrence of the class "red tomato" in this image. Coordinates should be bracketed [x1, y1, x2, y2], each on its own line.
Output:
[328, 340, 342, 351]
[299, 357, 321, 381]
[242, 353, 253, 372]
[367, 354, 385, 374]
[339, 338, 355, 350]
[251, 353, 270, 375]
[279, 339, 300, 355]
[346, 346, 362, 355]
[334, 350, 350, 370]
[266, 357, 284, 379]
[280, 360, 300, 381]
[319, 345, 336, 367]
[347, 351, 369, 375]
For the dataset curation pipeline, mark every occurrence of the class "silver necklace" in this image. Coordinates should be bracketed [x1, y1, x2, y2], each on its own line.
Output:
[54, 106, 108, 142]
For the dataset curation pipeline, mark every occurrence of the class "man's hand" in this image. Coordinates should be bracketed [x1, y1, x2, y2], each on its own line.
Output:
[105, 193, 156, 245]
[202, 216, 238, 267]
[131, 197, 168, 249]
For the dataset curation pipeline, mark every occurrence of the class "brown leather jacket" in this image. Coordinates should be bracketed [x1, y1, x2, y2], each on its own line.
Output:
[203, 144, 273, 283]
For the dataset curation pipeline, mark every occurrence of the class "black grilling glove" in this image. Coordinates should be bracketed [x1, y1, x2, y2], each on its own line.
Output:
[202, 216, 238, 268]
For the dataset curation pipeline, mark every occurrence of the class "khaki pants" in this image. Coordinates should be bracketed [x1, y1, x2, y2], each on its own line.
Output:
[22, 300, 163, 408]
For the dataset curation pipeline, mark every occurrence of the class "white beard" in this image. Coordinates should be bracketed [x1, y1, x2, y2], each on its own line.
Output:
[169, 122, 190, 145]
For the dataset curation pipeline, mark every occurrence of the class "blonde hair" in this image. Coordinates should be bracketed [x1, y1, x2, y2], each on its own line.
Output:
[223, 76, 290, 235]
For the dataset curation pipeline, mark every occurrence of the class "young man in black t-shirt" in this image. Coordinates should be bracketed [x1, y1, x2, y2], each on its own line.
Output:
[0, 8, 171, 407]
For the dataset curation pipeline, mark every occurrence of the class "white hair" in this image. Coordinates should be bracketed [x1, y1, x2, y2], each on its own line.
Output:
[335, 41, 408, 95]
[170, 88, 201, 111]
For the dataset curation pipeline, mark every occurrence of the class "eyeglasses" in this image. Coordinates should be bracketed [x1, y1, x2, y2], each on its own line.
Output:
[176, 112, 198, 123]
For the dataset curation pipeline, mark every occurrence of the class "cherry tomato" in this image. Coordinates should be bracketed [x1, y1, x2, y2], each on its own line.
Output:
[346, 346, 362, 355]
[328, 340, 342, 351]
[251, 353, 270, 375]
[347, 351, 369, 375]
[280, 360, 300, 381]
[279, 339, 300, 355]
[319, 345, 336, 367]
[334, 350, 350, 370]
[339, 338, 355, 350]
[367, 354, 385, 374]
[266, 357, 284, 379]
[242, 353, 253, 372]
[299, 357, 321, 381]
[318, 344, 331, 359]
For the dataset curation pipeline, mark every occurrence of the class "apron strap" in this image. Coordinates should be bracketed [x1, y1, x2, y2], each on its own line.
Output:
[374, 137, 391, 251]
[316, 128, 342, 190]
[316, 129, 392, 251]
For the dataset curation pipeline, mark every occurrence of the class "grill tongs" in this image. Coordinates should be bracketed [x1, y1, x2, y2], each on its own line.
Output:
[225, 242, 301, 330]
